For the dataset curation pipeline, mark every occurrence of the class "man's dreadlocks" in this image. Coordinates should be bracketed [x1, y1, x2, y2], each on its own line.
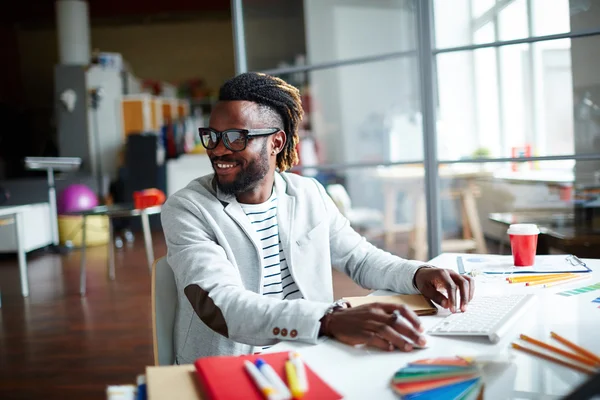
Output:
[218, 72, 304, 171]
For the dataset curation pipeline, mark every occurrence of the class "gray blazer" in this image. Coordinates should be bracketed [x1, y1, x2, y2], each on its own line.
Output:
[161, 172, 424, 363]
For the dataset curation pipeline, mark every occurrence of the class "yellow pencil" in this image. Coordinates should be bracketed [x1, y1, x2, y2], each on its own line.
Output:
[507, 274, 572, 283]
[526, 274, 581, 287]
[542, 274, 590, 288]
[285, 360, 304, 399]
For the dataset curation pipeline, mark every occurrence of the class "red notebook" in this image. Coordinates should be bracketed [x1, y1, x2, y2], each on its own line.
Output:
[194, 351, 342, 400]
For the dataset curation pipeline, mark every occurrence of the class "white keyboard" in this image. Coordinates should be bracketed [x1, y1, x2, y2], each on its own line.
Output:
[428, 294, 536, 343]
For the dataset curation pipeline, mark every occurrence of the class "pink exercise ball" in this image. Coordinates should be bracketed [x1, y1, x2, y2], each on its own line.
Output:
[57, 184, 99, 214]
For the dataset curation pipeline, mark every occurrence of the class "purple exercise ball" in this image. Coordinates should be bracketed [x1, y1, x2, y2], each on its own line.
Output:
[57, 184, 99, 214]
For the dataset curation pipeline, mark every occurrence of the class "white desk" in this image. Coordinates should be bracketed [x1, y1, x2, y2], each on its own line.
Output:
[268, 253, 600, 399]
[0, 205, 28, 299]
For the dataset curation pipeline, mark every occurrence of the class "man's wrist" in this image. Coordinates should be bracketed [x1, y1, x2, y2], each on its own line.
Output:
[319, 313, 333, 337]
[413, 264, 434, 290]
[318, 299, 349, 337]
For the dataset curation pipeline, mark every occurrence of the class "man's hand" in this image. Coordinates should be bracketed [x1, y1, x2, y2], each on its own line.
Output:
[414, 267, 475, 313]
[321, 303, 427, 352]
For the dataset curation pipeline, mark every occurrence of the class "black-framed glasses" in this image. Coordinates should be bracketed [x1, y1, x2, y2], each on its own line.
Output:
[198, 127, 280, 152]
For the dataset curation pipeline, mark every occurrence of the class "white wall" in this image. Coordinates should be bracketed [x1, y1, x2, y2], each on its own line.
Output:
[17, 17, 235, 109]
[334, 4, 419, 166]
[304, 0, 420, 166]
[303, 0, 421, 217]
[243, 0, 306, 71]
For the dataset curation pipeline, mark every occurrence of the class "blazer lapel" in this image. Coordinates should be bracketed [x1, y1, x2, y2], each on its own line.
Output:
[216, 183, 262, 255]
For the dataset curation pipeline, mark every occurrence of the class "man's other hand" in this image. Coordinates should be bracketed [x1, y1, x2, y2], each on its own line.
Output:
[323, 303, 427, 352]
[414, 267, 475, 313]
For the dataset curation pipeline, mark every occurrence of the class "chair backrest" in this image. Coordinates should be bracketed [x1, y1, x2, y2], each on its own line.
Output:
[326, 184, 352, 216]
[151, 256, 178, 365]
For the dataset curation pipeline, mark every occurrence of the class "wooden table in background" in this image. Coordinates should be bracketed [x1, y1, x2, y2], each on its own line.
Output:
[373, 166, 490, 260]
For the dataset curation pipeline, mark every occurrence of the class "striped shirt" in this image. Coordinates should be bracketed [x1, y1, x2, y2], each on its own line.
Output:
[240, 191, 303, 352]
[240, 192, 302, 301]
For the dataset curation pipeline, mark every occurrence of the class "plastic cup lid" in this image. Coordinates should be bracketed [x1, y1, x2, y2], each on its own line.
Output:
[507, 223, 540, 235]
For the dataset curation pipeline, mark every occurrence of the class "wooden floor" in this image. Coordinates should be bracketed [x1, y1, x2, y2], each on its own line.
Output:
[0, 232, 372, 399]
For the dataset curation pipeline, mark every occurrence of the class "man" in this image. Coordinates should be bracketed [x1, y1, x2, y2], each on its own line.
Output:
[161, 72, 474, 363]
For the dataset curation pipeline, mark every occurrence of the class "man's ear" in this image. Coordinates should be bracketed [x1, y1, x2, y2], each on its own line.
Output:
[272, 130, 287, 154]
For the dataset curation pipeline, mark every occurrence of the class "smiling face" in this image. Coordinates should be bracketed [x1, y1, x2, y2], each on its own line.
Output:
[207, 101, 284, 201]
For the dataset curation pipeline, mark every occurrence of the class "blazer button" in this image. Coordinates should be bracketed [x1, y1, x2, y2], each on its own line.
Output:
[290, 329, 298, 338]
[281, 328, 288, 337]
[273, 327, 280, 335]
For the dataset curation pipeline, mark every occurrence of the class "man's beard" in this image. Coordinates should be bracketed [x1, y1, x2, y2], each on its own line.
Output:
[214, 142, 270, 196]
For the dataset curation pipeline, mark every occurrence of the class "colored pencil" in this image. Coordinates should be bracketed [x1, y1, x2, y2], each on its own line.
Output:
[507, 274, 572, 283]
[511, 343, 597, 375]
[525, 274, 581, 287]
[542, 274, 590, 288]
[550, 332, 600, 364]
[519, 334, 599, 367]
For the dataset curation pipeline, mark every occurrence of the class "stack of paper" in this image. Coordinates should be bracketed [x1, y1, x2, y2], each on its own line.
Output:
[390, 357, 484, 399]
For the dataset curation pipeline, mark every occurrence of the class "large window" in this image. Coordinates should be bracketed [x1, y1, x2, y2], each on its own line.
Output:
[433, 0, 573, 48]
[234, 0, 600, 260]
[435, 0, 582, 165]
[436, 39, 577, 162]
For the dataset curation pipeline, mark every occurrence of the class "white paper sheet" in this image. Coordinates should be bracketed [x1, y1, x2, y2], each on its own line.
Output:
[458, 255, 590, 275]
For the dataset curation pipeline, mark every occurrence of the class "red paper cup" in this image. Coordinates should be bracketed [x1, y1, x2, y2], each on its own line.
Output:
[507, 224, 540, 267]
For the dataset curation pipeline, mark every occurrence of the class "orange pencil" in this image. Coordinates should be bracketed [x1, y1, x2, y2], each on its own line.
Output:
[551, 332, 600, 364]
[511, 343, 597, 375]
[519, 334, 599, 367]
[526, 274, 581, 287]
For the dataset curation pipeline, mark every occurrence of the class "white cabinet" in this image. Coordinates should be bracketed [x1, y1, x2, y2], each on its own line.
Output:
[0, 203, 53, 253]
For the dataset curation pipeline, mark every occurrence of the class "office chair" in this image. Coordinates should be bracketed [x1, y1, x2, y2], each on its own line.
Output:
[151, 257, 178, 366]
